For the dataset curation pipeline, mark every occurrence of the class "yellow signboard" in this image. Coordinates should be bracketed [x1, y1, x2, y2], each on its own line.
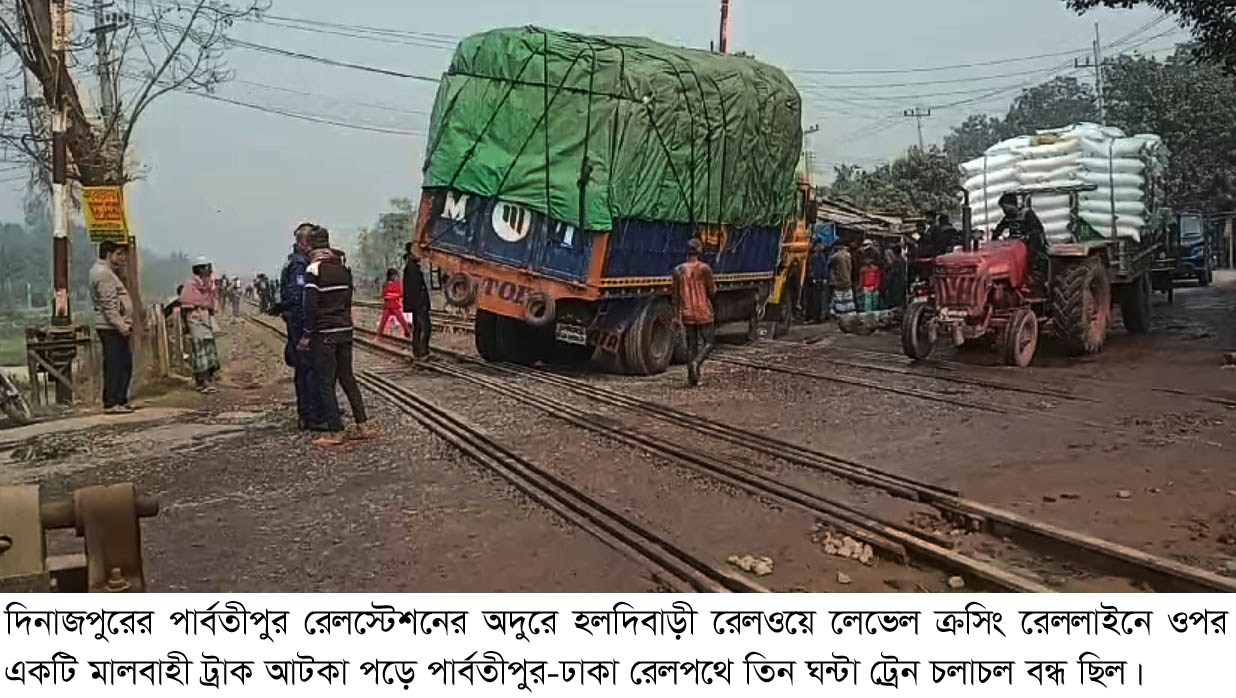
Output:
[82, 186, 131, 244]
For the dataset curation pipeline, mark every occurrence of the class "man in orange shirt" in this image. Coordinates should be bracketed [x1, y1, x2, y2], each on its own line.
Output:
[672, 238, 716, 387]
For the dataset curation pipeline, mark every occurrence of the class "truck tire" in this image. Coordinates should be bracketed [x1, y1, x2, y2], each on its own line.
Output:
[773, 272, 800, 338]
[621, 299, 674, 376]
[1051, 255, 1111, 355]
[1118, 274, 1152, 334]
[1001, 308, 1038, 368]
[1199, 268, 1212, 287]
[475, 310, 503, 362]
[901, 301, 936, 361]
[499, 317, 544, 366]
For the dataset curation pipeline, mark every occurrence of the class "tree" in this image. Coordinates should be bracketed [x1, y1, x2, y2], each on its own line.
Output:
[944, 114, 1009, 161]
[826, 147, 960, 216]
[1003, 76, 1098, 135]
[0, 0, 268, 188]
[354, 198, 417, 285]
[1065, 1, 1236, 74]
[1105, 45, 1236, 211]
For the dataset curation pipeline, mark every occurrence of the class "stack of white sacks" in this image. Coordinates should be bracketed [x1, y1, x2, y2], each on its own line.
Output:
[960, 123, 1166, 243]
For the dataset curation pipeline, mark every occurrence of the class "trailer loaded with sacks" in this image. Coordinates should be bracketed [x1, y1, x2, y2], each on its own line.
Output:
[903, 123, 1173, 366]
[413, 27, 812, 375]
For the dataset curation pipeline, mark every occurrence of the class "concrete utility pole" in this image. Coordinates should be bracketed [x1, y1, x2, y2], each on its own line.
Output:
[1076, 23, 1113, 125]
[92, 0, 123, 118]
[903, 107, 931, 150]
[718, 0, 730, 54]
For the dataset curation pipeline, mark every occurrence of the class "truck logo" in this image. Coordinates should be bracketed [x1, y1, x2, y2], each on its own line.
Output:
[442, 192, 469, 222]
[493, 202, 531, 243]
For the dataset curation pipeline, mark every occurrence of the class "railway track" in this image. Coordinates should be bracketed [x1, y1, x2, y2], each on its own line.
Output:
[350, 300, 474, 333]
[245, 316, 763, 593]
[715, 350, 1111, 429]
[806, 341, 1236, 409]
[344, 326, 1236, 593]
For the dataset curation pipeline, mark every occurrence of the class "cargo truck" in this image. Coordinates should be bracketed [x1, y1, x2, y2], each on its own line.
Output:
[413, 27, 811, 374]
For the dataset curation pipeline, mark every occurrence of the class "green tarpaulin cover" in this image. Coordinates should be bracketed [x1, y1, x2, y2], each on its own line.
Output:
[423, 27, 803, 231]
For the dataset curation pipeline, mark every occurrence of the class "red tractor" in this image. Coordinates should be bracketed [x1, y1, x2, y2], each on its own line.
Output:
[902, 183, 1163, 367]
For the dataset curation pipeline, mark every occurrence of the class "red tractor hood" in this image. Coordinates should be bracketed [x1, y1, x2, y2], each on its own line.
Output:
[935, 239, 1030, 289]
[932, 239, 1030, 316]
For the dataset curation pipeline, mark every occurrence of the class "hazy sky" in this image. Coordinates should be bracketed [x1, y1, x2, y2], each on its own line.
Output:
[0, 0, 1176, 274]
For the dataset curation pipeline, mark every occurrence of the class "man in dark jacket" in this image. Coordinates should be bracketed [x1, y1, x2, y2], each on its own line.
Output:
[299, 226, 374, 446]
[402, 242, 432, 359]
[280, 223, 325, 431]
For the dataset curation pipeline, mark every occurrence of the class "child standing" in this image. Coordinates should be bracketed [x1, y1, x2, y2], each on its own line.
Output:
[377, 268, 412, 338]
[859, 259, 883, 313]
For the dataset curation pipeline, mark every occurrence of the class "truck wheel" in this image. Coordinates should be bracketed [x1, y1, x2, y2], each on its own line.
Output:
[1199, 268, 1212, 287]
[1001, 308, 1038, 368]
[475, 310, 504, 362]
[621, 299, 674, 376]
[772, 302, 793, 338]
[499, 317, 544, 366]
[901, 302, 937, 361]
[1118, 274, 1152, 334]
[1051, 255, 1111, 355]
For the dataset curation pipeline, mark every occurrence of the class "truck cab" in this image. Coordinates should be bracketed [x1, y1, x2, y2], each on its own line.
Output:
[1174, 212, 1213, 287]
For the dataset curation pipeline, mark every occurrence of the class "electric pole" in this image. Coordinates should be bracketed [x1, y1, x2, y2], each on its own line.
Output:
[92, 0, 125, 118]
[718, 0, 730, 54]
[50, 0, 69, 328]
[1075, 22, 1113, 125]
[903, 107, 931, 150]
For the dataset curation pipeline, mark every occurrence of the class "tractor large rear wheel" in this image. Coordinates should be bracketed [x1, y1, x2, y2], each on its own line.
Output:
[1118, 273, 1152, 335]
[1051, 255, 1111, 355]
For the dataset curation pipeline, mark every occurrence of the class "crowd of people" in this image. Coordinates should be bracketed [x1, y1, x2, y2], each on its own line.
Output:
[803, 236, 910, 322]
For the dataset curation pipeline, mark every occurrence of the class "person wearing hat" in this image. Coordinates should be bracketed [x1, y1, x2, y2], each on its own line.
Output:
[299, 225, 374, 445]
[179, 256, 221, 393]
[671, 238, 716, 387]
[279, 223, 327, 430]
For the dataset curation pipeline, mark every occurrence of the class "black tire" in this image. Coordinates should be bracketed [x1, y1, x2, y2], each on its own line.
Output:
[523, 292, 556, 328]
[1050, 255, 1111, 356]
[621, 300, 675, 376]
[2, 395, 33, 425]
[499, 316, 544, 366]
[1001, 308, 1039, 368]
[737, 295, 763, 345]
[772, 302, 793, 338]
[475, 309, 503, 362]
[1118, 274, 1152, 334]
[444, 272, 477, 307]
[1199, 268, 1212, 287]
[901, 302, 937, 361]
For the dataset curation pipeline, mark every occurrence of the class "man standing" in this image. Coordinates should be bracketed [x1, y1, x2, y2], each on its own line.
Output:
[806, 241, 831, 323]
[402, 243, 432, 359]
[671, 238, 716, 387]
[89, 241, 134, 413]
[280, 223, 325, 431]
[829, 242, 856, 316]
[179, 257, 221, 393]
[301, 226, 374, 446]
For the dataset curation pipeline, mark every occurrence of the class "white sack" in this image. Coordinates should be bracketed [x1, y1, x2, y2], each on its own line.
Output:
[962, 167, 1018, 191]
[1078, 157, 1145, 174]
[1077, 171, 1144, 188]
[960, 152, 1020, 175]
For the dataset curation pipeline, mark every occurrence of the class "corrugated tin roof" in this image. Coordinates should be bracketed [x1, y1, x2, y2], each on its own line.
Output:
[816, 198, 911, 237]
